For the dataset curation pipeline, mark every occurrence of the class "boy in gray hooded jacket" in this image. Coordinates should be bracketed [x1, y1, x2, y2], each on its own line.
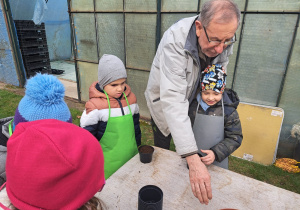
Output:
[190, 64, 243, 169]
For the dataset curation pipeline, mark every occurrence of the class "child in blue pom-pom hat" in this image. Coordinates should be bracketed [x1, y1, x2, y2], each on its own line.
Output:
[0, 73, 72, 186]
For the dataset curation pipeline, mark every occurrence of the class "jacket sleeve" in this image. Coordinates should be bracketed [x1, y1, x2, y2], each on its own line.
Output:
[210, 110, 243, 162]
[133, 113, 141, 147]
[0, 145, 7, 185]
[80, 109, 106, 141]
[81, 122, 106, 141]
[158, 32, 199, 156]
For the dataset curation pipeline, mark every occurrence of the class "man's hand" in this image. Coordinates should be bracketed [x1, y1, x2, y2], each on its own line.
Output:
[186, 154, 212, 205]
[200, 149, 215, 165]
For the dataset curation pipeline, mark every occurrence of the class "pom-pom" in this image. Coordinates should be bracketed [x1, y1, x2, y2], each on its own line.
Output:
[25, 73, 65, 106]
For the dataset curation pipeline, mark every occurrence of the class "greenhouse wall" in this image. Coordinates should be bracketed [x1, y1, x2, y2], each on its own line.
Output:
[68, 0, 300, 158]
[0, 0, 25, 86]
[9, 0, 71, 61]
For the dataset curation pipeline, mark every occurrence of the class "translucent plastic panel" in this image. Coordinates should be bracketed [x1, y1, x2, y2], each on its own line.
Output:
[125, 14, 156, 71]
[278, 30, 300, 127]
[77, 61, 98, 102]
[226, 25, 242, 88]
[199, 0, 246, 12]
[248, 0, 300, 12]
[95, 0, 123, 12]
[125, 0, 156, 12]
[45, 23, 71, 61]
[161, 0, 198, 12]
[9, 0, 36, 20]
[70, 0, 94, 12]
[277, 30, 300, 156]
[127, 69, 151, 118]
[96, 13, 125, 63]
[73, 14, 98, 62]
[233, 14, 297, 106]
[161, 13, 197, 38]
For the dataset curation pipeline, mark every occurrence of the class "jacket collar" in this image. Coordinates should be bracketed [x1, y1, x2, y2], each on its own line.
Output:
[184, 17, 200, 67]
[184, 15, 233, 67]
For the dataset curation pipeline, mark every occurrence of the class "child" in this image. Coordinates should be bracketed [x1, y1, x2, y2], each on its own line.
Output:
[0, 73, 72, 186]
[0, 119, 105, 210]
[80, 54, 141, 179]
[191, 64, 243, 169]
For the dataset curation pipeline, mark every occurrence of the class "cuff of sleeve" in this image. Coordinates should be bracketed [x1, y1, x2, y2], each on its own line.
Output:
[211, 148, 220, 162]
[181, 151, 198, 158]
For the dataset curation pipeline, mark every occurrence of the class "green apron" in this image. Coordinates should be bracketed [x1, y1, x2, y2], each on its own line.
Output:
[9, 119, 13, 136]
[100, 91, 138, 179]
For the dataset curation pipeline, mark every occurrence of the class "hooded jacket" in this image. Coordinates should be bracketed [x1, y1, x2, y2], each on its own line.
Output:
[0, 116, 13, 185]
[80, 82, 141, 146]
[191, 89, 243, 162]
[144, 15, 234, 156]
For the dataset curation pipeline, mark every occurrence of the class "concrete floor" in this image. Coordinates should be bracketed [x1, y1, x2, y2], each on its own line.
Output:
[50, 60, 78, 99]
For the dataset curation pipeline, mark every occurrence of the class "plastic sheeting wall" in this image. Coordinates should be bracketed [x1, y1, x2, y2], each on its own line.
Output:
[0, 1, 20, 86]
[9, 0, 71, 61]
[69, 0, 300, 158]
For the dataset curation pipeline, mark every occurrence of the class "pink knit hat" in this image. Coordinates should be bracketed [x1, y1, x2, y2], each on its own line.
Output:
[6, 119, 105, 210]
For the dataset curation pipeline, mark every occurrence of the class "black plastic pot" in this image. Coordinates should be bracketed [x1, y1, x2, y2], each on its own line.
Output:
[138, 185, 163, 210]
[138, 145, 154, 163]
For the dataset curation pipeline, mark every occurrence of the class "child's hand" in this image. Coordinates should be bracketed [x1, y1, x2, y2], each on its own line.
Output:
[200, 150, 215, 165]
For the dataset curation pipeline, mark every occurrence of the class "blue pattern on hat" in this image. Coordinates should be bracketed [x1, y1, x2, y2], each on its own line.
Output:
[201, 64, 227, 93]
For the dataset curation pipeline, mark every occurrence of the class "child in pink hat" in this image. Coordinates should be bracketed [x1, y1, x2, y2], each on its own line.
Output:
[0, 119, 105, 210]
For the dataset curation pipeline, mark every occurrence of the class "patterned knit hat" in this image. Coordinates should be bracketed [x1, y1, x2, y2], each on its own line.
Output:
[201, 64, 227, 93]
[98, 54, 127, 90]
[14, 73, 72, 127]
[6, 119, 105, 210]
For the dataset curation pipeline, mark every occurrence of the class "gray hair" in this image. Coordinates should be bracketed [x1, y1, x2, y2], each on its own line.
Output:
[199, 0, 241, 28]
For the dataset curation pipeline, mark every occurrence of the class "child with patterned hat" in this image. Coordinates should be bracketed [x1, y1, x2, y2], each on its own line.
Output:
[0, 119, 105, 210]
[0, 73, 72, 186]
[80, 54, 141, 179]
[189, 64, 243, 169]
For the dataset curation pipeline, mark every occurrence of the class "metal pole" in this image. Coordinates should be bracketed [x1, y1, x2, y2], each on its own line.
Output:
[123, 0, 126, 67]
[231, 0, 248, 90]
[2, 0, 26, 86]
[93, 0, 100, 61]
[67, 0, 81, 101]
[276, 13, 299, 107]
[155, 0, 162, 50]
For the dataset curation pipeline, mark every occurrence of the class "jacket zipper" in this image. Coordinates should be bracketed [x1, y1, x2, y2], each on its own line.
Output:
[116, 98, 125, 115]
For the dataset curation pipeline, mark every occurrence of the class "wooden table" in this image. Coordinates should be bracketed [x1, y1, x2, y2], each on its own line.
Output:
[1, 147, 299, 209]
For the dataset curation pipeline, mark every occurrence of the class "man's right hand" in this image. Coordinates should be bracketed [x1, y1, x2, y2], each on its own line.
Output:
[186, 154, 212, 205]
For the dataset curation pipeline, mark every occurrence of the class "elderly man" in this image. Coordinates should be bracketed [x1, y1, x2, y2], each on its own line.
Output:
[144, 0, 241, 205]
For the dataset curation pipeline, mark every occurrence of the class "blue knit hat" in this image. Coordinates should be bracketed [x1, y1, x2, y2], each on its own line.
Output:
[14, 73, 72, 127]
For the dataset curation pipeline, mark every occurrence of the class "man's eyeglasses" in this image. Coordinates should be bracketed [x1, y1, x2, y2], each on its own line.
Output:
[203, 26, 236, 46]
